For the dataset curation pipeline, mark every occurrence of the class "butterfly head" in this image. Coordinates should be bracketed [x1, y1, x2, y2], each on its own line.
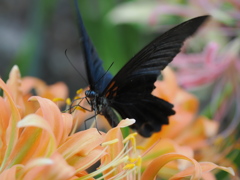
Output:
[85, 90, 98, 100]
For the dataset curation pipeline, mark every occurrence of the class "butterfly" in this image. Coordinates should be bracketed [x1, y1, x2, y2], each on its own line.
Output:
[74, 0, 209, 137]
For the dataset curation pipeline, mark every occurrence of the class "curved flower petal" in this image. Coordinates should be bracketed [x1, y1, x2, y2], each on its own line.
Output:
[152, 67, 179, 102]
[22, 153, 75, 180]
[21, 77, 68, 101]
[142, 139, 180, 162]
[100, 119, 136, 179]
[0, 97, 10, 163]
[141, 153, 202, 180]
[29, 96, 64, 145]
[170, 162, 235, 180]
[117, 118, 136, 128]
[61, 113, 73, 143]
[102, 118, 135, 162]
[142, 138, 194, 178]
[57, 128, 104, 159]
[69, 147, 106, 172]
[24, 158, 53, 169]
[5, 114, 57, 167]
[0, 78, 21, 171]
[6, 65, 25, 115]
[0, 164, 23, 180]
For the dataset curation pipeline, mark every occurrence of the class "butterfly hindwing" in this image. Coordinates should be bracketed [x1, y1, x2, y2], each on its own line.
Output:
[110, 95, 174, 137]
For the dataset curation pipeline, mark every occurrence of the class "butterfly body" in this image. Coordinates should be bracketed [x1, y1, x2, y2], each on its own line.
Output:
[75, 0, 209, 137]
[85, 90, 108, 114]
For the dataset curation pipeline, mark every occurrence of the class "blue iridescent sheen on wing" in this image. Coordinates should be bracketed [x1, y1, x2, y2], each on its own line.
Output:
[74, 0, 112, 93]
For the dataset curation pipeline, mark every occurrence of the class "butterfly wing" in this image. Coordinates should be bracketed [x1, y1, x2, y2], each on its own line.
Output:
[101, 16, 209, 137]
[75, 0, 112, 93]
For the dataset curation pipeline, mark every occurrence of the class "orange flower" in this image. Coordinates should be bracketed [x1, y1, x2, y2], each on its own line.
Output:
[151, 67, 218, 145]
[0, 65, 235, 179]
[0, 66, 105, 179]
[137, 67, 235, 179]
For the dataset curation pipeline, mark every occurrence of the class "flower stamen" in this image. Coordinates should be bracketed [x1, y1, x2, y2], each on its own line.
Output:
[123, 163, 135, 170]
[123, 133, 138, 152]
[102, 139, 119, 146]
[53, 98, 64, 102]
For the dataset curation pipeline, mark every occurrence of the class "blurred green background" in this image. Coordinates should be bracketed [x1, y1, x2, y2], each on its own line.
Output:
[0, 0, 160, 97]
[0, 0, 209, 97]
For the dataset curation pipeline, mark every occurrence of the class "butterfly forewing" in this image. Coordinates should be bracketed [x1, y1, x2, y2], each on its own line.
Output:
[102, 16, 209, 95]
[75, 0, 112, 93]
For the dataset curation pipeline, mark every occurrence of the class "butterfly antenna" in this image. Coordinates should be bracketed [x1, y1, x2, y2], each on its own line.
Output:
[95, 62, 114, 86]
[65, 49, 89, 85]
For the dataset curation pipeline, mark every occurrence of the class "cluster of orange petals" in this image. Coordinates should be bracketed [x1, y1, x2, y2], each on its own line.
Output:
[140, 67, 235, 179]
[0, 66, 235, 180]
[0, 66, 106, 179]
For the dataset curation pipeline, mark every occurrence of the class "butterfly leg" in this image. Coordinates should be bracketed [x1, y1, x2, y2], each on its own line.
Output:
[62, 97, 86, 113]
[83, 112, 102, 135]
[68, 97, 93, 113]
[84, 114, 96, 129]
[92, 96, 102, 135]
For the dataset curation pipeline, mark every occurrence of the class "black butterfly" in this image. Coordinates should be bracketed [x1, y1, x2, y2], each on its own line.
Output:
[74, 0, 209, 137]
